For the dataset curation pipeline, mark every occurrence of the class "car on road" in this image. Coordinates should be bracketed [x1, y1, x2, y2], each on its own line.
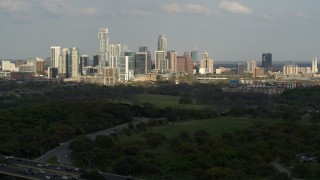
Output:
[61, 176, 68, 179]
[45, 176, 51, 179]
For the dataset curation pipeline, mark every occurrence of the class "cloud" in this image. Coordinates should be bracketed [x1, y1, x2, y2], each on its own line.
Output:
[259, 14, 273, 21]
[292, 12, 308, 18]
[218, 1, 252, 14]
[129, 10, 153, 17]
[41, 2, 98, 16]
[0, 0, 32, 12]
[163, 3, 211, 15]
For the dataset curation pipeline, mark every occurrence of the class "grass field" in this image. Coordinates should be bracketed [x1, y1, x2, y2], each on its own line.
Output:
[46, 156, 59, 165]
[118, 116, 279, 180]
[135, 94, 207, 109]
[119, 116, 277, 143]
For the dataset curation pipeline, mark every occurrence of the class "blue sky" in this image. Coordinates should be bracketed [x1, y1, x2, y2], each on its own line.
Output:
[0, 0, 319, 62]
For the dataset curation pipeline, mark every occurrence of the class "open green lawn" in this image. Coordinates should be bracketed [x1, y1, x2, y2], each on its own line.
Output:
[135, 94, 207, 109]
[148, 117, 270, 137]
[119, 116, 278, 143]
[46, 156, 59, 165]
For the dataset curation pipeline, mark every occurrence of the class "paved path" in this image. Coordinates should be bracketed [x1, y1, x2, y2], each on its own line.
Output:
[270, 159, 291, 176]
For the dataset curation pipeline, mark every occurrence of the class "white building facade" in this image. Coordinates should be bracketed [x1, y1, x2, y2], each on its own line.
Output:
[98, 28, 109, 74]
[51, 46, 61, 68]
[312, 57, 318, 73]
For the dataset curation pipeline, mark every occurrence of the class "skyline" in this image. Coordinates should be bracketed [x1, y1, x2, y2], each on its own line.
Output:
[1, 0, 320, 62]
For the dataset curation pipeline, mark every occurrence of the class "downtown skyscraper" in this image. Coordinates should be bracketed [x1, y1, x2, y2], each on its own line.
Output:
[157, 35, 167, 51]
[98, 28, 109, 75]
[51, 46, 61, 68]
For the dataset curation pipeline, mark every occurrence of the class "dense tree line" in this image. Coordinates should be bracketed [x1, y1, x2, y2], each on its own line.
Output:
[70, 122, 320, 179]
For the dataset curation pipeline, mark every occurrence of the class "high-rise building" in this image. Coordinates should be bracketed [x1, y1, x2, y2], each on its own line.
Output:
[98, 28, 109, 73]
[312, 57, 318, 73]
[199, 52, 214, 74]
[119, 55, 135, 82]
[283, 61, 298, 75]
[109, 44, 121, 68]
[35, 57, 45, 74]
[51, 46, 61, 67]
[135, 52, 148, 75]
[177, 52, 193, 75]
[71, 47, 80, 78]
[167, 51, 177, 72]
[237, 63, 246, 75]
[62, 47, 80, 78]
[93, 55, 99, 67]
[80, 55, 89, 67]
[191, 50, 198, 64]
[59, 48, 69, 77]
[246, 60, 257, 73]
[109, 44, 121, 57]
[139, 46, 152, 71]
[157, 35, 167, 51]
[262, 53, 272, 70]
[155, 51, 168, 73]
[80, 55, 89, 76]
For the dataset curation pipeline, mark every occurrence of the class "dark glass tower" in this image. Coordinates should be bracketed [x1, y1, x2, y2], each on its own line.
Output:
[262, 53, 272, 70]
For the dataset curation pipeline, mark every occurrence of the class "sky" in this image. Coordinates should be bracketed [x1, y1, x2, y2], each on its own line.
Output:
[0, 0, 320, 63]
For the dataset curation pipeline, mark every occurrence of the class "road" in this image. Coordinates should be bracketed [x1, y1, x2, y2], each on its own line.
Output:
[36, 118, 150, 179]
[0, 156, 82, 179]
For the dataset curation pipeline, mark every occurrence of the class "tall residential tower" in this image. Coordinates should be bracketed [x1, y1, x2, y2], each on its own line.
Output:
[51, 46, 61, 68]
[312, 57, 318, 73]
[98, 28, 109, 74]
[157, 35, 167, 51]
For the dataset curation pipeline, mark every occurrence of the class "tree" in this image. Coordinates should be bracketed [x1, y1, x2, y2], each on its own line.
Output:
[95, 135, 114, 149]
[270, 172, 290, 180]
[136, 122, 148, 132]
[179, 131, 190, 141]
[310, 111, 320, 125]
[194, 129, 210, 145]
[69, 136, 95, 153]
[142, 132, 167, 148]
[175, 142, 198, 154]
[293, 163, 309, 178]
[118, 144, 141, 156]
[206, 167, 235, 179]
